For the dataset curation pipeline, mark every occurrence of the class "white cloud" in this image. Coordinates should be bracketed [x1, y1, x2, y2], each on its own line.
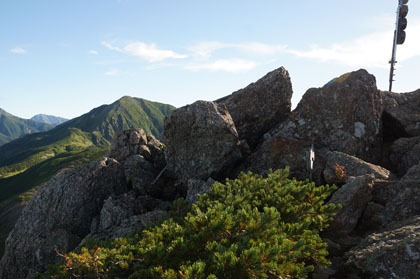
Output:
[102, 41, 187, 62]
[89, 50, 98, 55]
[105, 69, 118, 76]
[10, 47, 27, 54]
[189, 41, 287, 58]
[186, 59, 257, 73]
[288, 19, 420, 69]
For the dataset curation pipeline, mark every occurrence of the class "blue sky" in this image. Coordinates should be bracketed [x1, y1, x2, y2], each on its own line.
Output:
[1, 0, 420, 119]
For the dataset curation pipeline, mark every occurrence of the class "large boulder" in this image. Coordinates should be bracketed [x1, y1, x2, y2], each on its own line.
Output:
[0, 158, 126, 279]
[342, 216, 420, 279]
[216, 67, 293, 148]
[382, 89, 420, 137]
[268, 69, 383, 164]
[241, 136, 325, 183]
[389, 136, 420, 176]
[163, 101, 242, 183]
[326, 174, 375, 237]
[323, 151, 391, 185]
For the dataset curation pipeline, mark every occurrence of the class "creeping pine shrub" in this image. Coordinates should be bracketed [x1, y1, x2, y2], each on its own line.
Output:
[40, 168, 340, 279]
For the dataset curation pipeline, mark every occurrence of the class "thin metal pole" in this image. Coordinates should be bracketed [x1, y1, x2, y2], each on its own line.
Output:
[389, 0, 402, 92]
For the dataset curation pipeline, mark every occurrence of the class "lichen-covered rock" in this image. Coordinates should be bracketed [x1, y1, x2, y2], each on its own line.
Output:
[216, 67, 293, 148]
[241, 136, 325, 183]
[185, 178, 215, 204]
[389, 136, 420, 176]
[326, 174, 375, 237]
[324, 151, 391, 185]
[402, 163, 420, 181]
[269, 69, 383, 164]
[383, 89, 420, 137]
[342, 216, 420, 279]
[108, 128, 165, 169]
[163, 101, 242, 182]
[0, 158, 126, 279]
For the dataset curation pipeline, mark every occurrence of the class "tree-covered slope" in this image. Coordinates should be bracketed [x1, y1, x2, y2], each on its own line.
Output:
[0, 108, 54, 146]
[31, 114, 68, 126]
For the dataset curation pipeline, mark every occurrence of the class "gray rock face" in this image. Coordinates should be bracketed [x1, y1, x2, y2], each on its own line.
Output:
[185, 178, 216, 204]
[324, 151, 391, 185]
[343, 216, 420, 279]
[383, 89, 420, 137]
[269, 69, 383, 164]
[389, 136, 420, 176]
[241, 136, 325, 183]
[326, 174, 375, 237]
[216, 67, 293, 149]
[163, 101, 242, 183]
[0, 158, 126, 279]
[402, 163, 420, 181]
[108, 128, 165, 169]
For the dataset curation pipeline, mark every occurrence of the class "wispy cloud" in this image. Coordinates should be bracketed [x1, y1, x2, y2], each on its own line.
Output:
[10, 47, 27, 54]
[105, 69, 118, 76]
[102, 41, 187, 62]
[186, 59, 257, 73]
[189, 41, 287, 58]
[89, 50, 98, 55]
[287, 19, 420, 68]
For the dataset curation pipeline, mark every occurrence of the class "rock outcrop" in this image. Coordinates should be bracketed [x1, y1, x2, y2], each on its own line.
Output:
[163, 101, 242, 183]
[382, 89, 420, 137]
[267, 69, 383, 164]
[216, 67, 293, 149]
[342, 216, 420, 278]
[0, 158, 126, 279]
[323, 151, 391, 185]
[389, 136, 420, 176]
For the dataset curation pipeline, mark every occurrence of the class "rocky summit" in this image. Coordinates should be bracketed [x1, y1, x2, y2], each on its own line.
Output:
[2, 67, 420, 278]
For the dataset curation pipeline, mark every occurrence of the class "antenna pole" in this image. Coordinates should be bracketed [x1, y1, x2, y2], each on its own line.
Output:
[389, 0, 403, 92]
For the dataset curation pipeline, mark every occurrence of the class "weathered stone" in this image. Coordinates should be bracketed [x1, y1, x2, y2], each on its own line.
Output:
[163, 101, 242, 182]
[402, 163, 420, 181]
[241, 136, 325, 183]
[357, 202, 386, 233]
[326, 174, 375, 237]
[379, 181, 420, 225]
[216, 67, 292, 148]
[324, 151, 391, 185]
[0, 157, 126, 279]
[269, 69, 383, 164]
[389, 136, 420, 176]
[123, 155, 155, 195]
[382, 89, 420, 137]
[343, 216, 420, 279]
[108, 129, 165, 169]
[185, 178, 216, 204]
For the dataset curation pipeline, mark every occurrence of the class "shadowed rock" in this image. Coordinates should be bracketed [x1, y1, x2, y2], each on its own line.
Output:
[216, 67, 293, 149]
[163, 101, 242, 183]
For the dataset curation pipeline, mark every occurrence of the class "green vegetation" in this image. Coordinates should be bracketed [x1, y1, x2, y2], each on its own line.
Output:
[41, 169, 340, 279]
[0, 108, 54, 146]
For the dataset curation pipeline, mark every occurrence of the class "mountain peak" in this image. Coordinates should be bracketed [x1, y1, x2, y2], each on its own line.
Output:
[31, 114, 68, 126]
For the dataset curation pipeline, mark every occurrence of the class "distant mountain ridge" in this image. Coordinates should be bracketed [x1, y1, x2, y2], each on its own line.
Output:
[0, 96, 175, 201]
[31, 114, 68, 126]
[0, 109, 54, 146]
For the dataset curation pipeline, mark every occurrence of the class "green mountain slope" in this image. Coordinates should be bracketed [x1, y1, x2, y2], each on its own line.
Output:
[0, 108, 54, 146]
[31, 114, 68, 126]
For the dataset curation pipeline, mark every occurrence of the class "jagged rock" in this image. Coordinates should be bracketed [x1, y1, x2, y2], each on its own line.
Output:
[379, 181, 420, 225]
[241, 136, 324, 182]
[185, 178, 216, 204]
[382, 89, 420, 137]
[402, 163, 420, 181]
[0, 157, 126, 279]
[357, 202, 386, 233]
[123, 155, 155, 195]
[163, 101, 242, 182]
[108, 128, 166, 169]
[324, 151, 391, 185]
[389, 136, 420, 176]
[268, 69, 383, 164]
[326, 174, 375, 237]
[216, 67, 293, 148]
[342, 216, 420, 279]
